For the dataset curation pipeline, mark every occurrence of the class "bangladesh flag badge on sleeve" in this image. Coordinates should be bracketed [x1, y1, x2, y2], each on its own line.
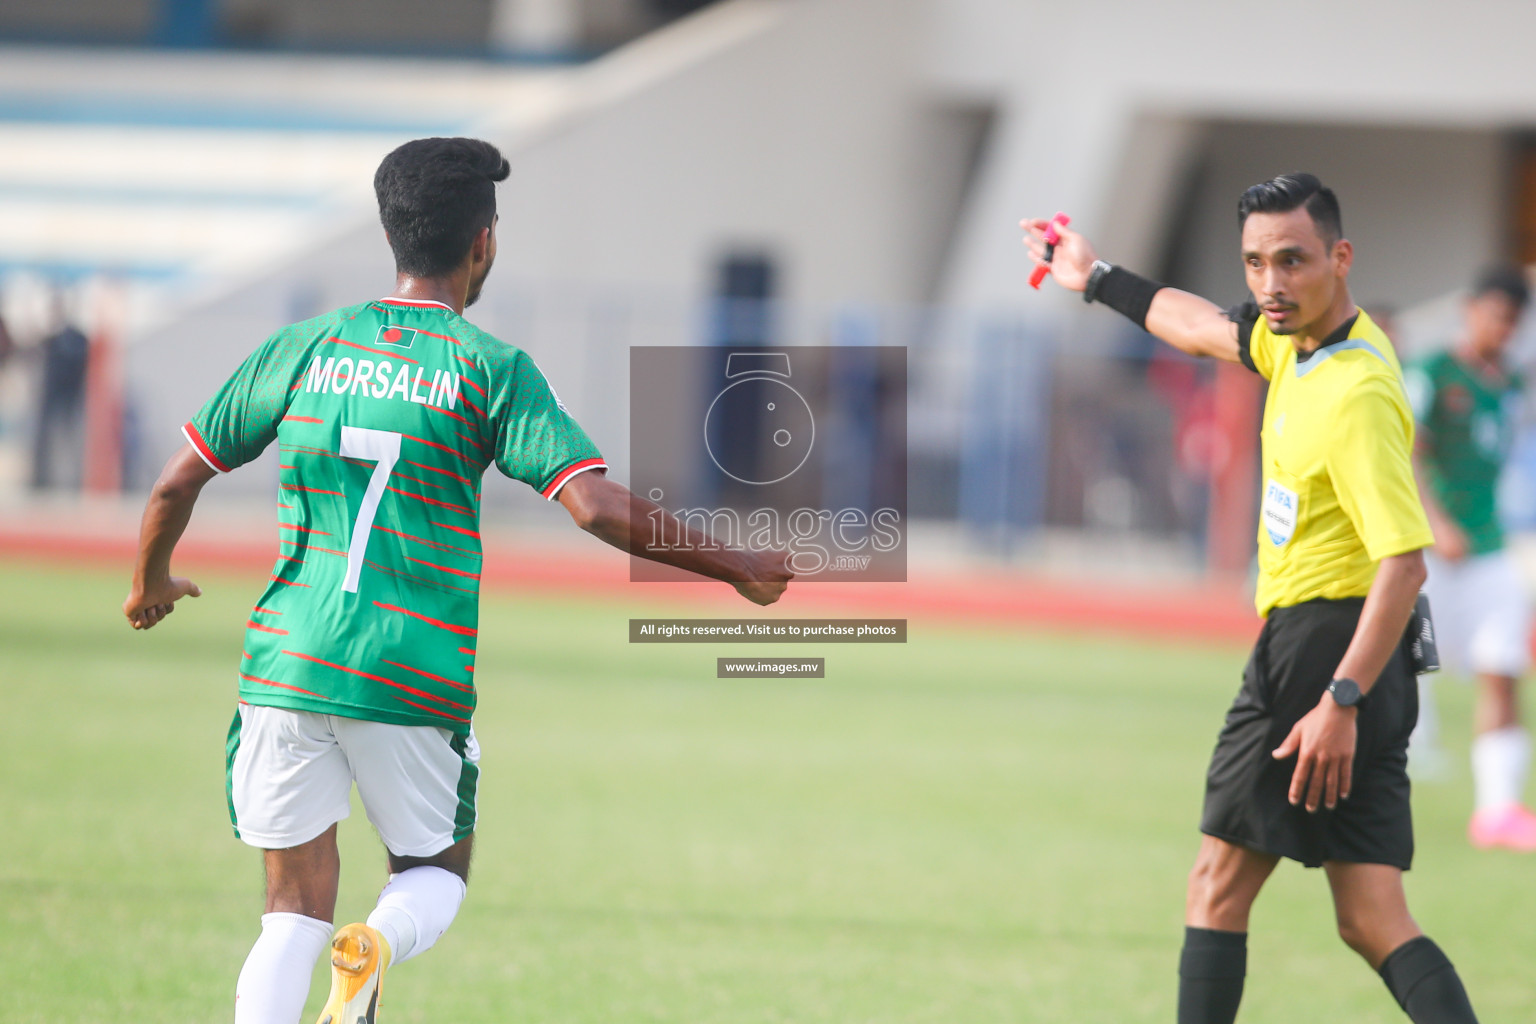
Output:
[374, 325, 418, 350]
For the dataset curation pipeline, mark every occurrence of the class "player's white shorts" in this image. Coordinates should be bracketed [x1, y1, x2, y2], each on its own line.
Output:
[226, 703, 480, 856]
[1424, 550, 1532, 679]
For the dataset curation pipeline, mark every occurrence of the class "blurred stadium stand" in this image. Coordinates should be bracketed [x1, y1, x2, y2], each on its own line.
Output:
[9, 0, 1536, 581]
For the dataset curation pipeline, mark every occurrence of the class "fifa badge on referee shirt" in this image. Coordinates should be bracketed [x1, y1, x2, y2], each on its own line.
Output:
[1262, 479, 1298, 547]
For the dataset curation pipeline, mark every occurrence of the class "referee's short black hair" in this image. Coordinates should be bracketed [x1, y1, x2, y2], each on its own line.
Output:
[375, 137, 511, 277]
[1471, 264, 1531, 310]
[1237, 173, 1342, 246]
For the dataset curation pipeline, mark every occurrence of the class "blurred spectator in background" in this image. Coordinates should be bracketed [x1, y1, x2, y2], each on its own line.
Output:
[1405, 266, 1536, 850]
[0, 309, 13, 369]
[29, 290, 89, 491]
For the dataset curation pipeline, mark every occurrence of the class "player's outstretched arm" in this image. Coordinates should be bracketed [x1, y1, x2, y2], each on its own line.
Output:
[123, 444, 215, 630]
[557, 470, 792, 606]
[1021, 218, 1242, 363]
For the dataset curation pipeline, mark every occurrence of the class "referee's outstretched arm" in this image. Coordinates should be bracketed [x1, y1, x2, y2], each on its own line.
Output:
[1023, 217, 1245, 361]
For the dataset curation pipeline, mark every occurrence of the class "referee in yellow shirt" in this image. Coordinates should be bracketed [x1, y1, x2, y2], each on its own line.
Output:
[1024, 174, 1478, 1024]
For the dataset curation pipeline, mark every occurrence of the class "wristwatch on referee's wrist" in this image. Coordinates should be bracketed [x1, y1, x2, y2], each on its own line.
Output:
[1327, 677, 1364, 708]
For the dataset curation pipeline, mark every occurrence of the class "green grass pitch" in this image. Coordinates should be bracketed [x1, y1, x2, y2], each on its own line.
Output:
[1, 557, 1531, 1022]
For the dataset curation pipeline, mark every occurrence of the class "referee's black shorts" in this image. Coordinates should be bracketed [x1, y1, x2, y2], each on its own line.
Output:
[1200, 596, 1418, 870]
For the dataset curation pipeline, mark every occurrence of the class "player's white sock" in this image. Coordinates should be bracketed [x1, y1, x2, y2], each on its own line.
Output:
[366, 866, 467, 966]
[1472, 725, 1531, 811]
[234, 912, 332, 1024]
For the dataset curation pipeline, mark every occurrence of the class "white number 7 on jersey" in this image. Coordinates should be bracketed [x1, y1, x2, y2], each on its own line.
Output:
[338, 426, 402, 594]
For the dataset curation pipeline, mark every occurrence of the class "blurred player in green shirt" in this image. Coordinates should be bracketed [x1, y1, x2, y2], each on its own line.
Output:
[1406, 266, 1536, 851]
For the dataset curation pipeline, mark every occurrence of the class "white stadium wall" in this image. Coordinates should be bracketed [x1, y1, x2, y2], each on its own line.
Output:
[928, 0, 1536, 320]
[488, 0, 927, 310]
[1159, 122, 1506, 315]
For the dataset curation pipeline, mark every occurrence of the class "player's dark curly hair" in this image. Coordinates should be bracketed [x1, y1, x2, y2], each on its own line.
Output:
[1237, 173, 1342, 245]
[375, 137, 511, 277]
[1472, 264, 1531, 310]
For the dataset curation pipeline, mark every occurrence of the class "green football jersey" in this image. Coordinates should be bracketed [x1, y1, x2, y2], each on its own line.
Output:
[184, 297, 605, 734]
[1404, 349, 1522, 556]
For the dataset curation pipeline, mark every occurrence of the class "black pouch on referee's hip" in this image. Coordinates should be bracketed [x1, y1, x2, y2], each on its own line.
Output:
[1406, 591, 1440, 675]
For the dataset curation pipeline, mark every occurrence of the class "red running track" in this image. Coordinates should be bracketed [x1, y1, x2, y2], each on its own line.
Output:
[0, 526, 1262, 647]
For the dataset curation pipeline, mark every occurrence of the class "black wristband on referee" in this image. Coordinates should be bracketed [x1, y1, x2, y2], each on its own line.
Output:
[1089, 264, 1165, 331]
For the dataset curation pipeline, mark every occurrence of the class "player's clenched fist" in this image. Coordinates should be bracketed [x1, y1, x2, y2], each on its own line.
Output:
[123, 576, 202, 630]
[732, 550, 794, 606]
[1021, 217, 1098, 292]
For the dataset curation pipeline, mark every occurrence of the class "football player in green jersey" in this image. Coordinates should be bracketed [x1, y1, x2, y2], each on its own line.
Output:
[123, 138, 791, 1024]
[1405, 266, 1536, 850]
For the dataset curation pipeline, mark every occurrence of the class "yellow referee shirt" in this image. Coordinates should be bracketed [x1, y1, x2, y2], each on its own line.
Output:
[1237, 307, 1434, 616]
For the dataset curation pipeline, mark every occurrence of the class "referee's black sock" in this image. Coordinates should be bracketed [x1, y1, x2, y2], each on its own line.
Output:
[1378, 936, 1479, 1023]
[1177, 926, 1246, 1024]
